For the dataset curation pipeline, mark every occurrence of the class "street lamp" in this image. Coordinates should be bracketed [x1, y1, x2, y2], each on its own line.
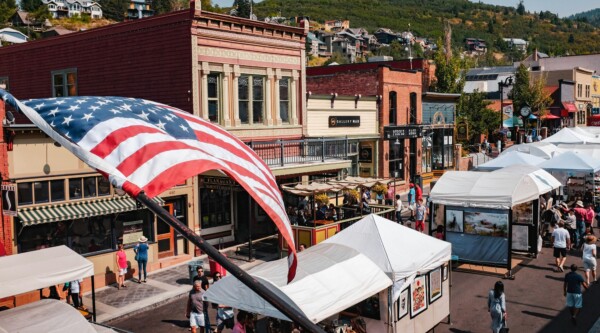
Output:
[498, 76, 514, 129]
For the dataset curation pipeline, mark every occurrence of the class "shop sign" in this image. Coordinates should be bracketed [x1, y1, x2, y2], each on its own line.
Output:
[122, 220, 144, 244]
[200, 176, 242, 191]
[384, 126, 423, 139]
[588, 116, 600, 127]
[1, 184, 16, 217]
[329, 116, 361, 127]
[359, 147, 372, 162]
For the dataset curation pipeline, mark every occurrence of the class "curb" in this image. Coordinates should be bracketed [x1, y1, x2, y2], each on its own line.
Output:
[102, 289, 188, 324]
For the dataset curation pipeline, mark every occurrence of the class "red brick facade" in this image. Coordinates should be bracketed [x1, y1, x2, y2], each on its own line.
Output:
[0, 100, 12, 255]
[307, 63, 423, 182]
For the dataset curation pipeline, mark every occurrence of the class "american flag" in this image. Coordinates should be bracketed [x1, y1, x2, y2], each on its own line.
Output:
[0, 90, 298, 283]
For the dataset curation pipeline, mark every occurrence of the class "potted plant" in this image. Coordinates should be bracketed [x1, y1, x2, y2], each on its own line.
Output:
[315, 193, 330, 206]
[371, 183, 388, 204]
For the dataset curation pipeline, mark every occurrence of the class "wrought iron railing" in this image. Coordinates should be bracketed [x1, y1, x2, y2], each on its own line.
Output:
[248, 137, 356, 167]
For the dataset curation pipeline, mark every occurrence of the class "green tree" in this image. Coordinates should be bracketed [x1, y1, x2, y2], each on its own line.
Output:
[487, 19, 494, 33]
[153, 0, 172, 15]
[457, 90, 498, 143]
[99, 0, 128, 21]
[232, 0, 253, 18]
[568, 34, 575, 43]
[0, 0, 17, 23]
[431, 45, 465, 94]
[516, 0, 525, 15]
[20, 0, 42, 12]
[510, 63, 531, 115]
[528, 75, 553, 117]
[29, 5, 51, 24]
[324, 52, 348, 65]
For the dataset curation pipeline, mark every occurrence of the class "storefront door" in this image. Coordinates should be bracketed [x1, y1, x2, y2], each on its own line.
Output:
[157, 203, 175, 258]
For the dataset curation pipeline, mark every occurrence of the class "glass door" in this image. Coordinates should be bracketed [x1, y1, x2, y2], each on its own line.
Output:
[157, 203, 175, 258]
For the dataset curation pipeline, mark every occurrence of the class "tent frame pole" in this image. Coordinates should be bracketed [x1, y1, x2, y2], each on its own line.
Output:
[136, 192, 325, 333]
[91, 275, 97, 322]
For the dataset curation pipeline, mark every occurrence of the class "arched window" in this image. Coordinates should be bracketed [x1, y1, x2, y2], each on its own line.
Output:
[389, 91, 397, 125]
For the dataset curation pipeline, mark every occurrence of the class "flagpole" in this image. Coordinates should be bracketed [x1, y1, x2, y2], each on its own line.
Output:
[136, 192, 325, 333]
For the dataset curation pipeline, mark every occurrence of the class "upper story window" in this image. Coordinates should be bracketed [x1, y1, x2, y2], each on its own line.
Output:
[577, 84, 583, 98]
[52, 69, 77, 97]
[409, 92, 417, 124]
[279, 78, 290, 123]
[389, 91, 397, 125]
[586, 85, 591, 98]
[207, 74, 221, 123]
[17, 180, 65, 205]
[0, 77, 8, 91]
[238, 75, 264, 125]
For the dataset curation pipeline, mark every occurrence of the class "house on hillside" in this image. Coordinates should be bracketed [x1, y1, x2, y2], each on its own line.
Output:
[41, 25, 76, 38]
[323, 19, 349, 32]
[463, 66, 516, 99]
[0, 28, 28, 45]
[9, 11, 45, 32]
[503, 38, 528, 53]
[374, 28, 400, 45]
[306, 32, 324, 57]
[42, 0, 103, 19]
[464, 38, 486, 54]
[127, 0, 153, 19]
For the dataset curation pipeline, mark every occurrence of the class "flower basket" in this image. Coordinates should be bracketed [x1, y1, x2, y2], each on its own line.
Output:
[371, 183, 388, 195]
[315, 193, 330, 206]
[347, 189, 360, 202]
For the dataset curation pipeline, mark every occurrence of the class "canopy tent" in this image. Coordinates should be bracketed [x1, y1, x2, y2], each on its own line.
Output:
[538, 151, 600, 173]
[323, 214, 451, 299]
[281, 182, 341, 196]
[477, 151, 545, 171]
[203, 242, 392, 323]
[281, 177, 394, 196]
[429, 165, 561, 209]
[501, 142, 557, 159]
[0, 299, 116, 333]
[542, 127, 600, 144]
[0, 246, 94, 299]
[571, 126, 600, 139]
[502, 116, 523, 128]
[555, 144, 600, 160]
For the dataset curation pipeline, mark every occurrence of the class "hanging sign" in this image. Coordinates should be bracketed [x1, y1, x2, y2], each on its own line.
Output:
[1, 184, 17, 217]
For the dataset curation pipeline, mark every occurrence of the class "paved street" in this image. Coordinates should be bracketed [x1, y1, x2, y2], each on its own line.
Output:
[107, 245, 600, 333]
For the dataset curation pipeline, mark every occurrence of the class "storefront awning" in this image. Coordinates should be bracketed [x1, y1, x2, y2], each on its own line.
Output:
[17, 196, 165, 226]
[562, 102, 577, 113]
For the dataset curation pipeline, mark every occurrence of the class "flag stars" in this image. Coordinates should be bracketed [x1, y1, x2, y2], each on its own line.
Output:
[138, 111, 150, 121]
[34, 103, 45, 110]
[68, 105, 80, 112]
[82, 113, 94, 121]
[62, 115, 74, 126]
[120, 103, 132, 112]
[75, 99, 87, 104]
[156, 121, 166, 130]
[89, 105, 99, 112]
[163, 114, 174, 122]
[48, 107, 60, 117]
[109, 109, 121, 115]
[55, 100, 65, 105]
[179, 124, 189, 132]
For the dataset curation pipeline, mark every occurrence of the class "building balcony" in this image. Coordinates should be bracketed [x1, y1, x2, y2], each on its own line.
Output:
[247, 137, 357, 169]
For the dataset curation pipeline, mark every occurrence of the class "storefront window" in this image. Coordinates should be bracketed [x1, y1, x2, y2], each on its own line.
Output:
[17, 183, 33, 205]
[98, 177, 111, 196]
[200, 188, 232, 229]
[18, 209, 154, 255]
[84, 177, 97, 197]
[69, 178, 82, 199]
[279, 78, 290, 123]
[389, 140, 404, 180]
[432, 129, 454, 170]
[51, 180, 65, 201]
[34, 181, 50, 204]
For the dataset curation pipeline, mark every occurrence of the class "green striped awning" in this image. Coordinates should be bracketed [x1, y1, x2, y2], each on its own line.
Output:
[17, 196, 165, 226]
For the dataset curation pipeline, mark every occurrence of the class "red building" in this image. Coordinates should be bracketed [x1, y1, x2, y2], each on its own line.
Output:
[307, 61, 425, 187]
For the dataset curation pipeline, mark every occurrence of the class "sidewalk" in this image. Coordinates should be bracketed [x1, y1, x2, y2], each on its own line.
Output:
[83, 238, 280, 323]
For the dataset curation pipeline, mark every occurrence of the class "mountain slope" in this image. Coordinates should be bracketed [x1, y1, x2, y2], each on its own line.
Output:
[570, 8, 600, 28]
[253, 0, 600, 57]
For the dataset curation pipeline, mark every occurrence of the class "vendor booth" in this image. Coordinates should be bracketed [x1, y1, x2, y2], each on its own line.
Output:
[542, 127, 600, 144]
[205, 215, 451, 333]
[538, 151, 600, 205]
[0, 245, 97, 321]
[0, 299, 118, 333]
[429, 165, 561, 275]
[477, 151, 545, 171]
[501, 141, 557, 159]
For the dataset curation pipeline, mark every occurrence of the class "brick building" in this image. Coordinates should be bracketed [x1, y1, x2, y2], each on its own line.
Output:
[307, 61, 424, 188]
[0, 3, 316, 304]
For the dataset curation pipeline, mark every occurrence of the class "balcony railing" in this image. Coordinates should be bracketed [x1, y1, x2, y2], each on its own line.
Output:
[248, 137, 357, 168]
[290, 204, 395, 231]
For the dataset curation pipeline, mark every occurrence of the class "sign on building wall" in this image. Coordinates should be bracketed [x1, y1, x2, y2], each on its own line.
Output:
[384, 126, 423, 139]
[329, 116, 361, 127]
[359, 147, 372, 162]
[1, 184, 17, 217]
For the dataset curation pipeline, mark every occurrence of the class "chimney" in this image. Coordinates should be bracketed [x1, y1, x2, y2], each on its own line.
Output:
[533, 48, 538, 61]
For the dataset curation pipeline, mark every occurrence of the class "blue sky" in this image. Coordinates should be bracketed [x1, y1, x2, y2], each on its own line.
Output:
[211, 0, 598, 18]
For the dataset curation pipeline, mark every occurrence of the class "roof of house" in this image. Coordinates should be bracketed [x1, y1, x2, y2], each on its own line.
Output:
[307, 32, 324, 44]
[466, 66, 516, 77]
[12, 11, 32, 25]
[45, 26, 76, 36]
[503, 38, 528, 45]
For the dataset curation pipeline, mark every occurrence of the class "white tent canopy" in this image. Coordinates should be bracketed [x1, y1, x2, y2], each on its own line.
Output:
[0, 246, 94, 299]
[555, 144, 600, 160]
[203, 242, 392, 323]
[477, 151, 545, 170]
[0, 299, 115, 333]
[501, 141, 558, 159]
[323, 214, 451, 299]
[542, 127, 600, 144]
[538, 151, 600, 173]
[429, 165, 561, 209]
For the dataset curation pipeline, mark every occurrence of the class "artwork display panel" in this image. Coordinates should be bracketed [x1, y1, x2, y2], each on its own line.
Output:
[446, 209, 464, 233]
[397, 287, 409, 320]
[464, 211, 509, 237]
[410, 275, 428, 318]
[429, 267, 442, 303]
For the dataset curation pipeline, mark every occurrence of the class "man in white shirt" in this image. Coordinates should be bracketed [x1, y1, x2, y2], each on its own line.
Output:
[552, 221, 571, 272]
[395, 194, 404, 225]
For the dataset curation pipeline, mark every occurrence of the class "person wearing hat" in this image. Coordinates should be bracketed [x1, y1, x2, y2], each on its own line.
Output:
[573, 201, 588, 249]
[582, 234, 597, 285]
[134, 236, 149, 283]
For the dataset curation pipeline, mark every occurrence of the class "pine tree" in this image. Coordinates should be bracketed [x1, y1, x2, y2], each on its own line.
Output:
[0, 0, 17, 23]
[98, 0, 128, 21]
[20, 0, 42, 12]
[232, 0, 252, 19]
[516, 0, 525, 15]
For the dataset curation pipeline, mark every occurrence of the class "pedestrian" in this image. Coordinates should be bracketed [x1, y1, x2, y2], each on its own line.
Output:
[564, 264, 588, 325]
[115, 243, 128, 289]
[414, 198, 427, 233]
[213, 273, 234, 333]
[552, 221, 571, 272]
[585, 204, 595, 234]
[186, 280, 205, 333]
[134, 236, 149, 283]
[573, 201, 587, 248]
[232, 311, 247, 333]
[435, 225, 445, 240]
[69, 278, 83, 308]
[582, 235, 597, 285]
[408, 183, 416, 221]
[395, 194, 404, 225]
[487, 281, 507, 333]
[299, 244, 306, 252]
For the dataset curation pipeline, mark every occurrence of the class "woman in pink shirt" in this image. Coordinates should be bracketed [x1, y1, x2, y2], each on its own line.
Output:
[232, 311, 247, 333]
[586, 205, 596, 233]
[116, 243, 128, 289]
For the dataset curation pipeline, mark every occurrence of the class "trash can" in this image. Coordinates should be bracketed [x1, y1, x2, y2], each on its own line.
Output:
[188, 260, 204, 283]
[209, 254, 227, 277]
